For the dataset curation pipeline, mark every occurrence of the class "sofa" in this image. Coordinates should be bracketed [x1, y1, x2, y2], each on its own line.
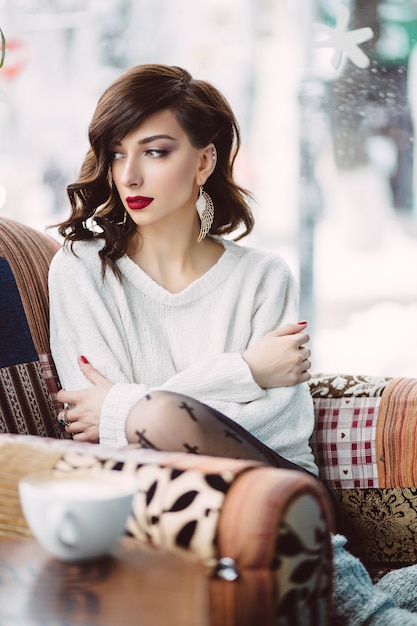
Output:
[0, 216, 415, 624]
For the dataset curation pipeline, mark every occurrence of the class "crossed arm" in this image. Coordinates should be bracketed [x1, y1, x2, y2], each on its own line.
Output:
[57, 321, 312, 443]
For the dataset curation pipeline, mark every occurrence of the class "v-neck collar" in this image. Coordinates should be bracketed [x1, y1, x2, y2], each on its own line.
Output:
[117, 237, 244, 305]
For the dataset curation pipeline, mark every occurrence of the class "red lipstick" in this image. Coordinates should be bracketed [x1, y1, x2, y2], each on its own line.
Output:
[126, 196, 153, 210]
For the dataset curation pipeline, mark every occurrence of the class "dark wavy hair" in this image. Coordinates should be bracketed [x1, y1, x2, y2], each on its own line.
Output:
[56, 64, 254, 275]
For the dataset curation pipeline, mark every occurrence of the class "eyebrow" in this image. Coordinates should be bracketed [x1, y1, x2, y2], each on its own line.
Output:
[114, 135, 178, 148]
[138, 134, 177, 144]
[112, 134, 178, 149]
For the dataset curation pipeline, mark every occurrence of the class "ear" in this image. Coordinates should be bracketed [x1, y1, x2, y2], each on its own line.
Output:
[196, 143, 216, 186]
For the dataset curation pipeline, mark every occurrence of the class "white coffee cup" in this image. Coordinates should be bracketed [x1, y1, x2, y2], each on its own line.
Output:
[19, 470, 136, 561]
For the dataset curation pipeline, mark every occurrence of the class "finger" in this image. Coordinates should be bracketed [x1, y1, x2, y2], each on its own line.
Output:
[295, 332, 310, 348]
[57, 389, 80, 405]
[78, 356, 107, 386]
[300, 370, 311, 382]
[72, 431, 91, 442]
[63, 414, 84, 433]
[72, 432, 86, 441]
[299, 346, 311, 359]
[273, 321, 308, 338]
[302, 359, 311, 373]
[72, 429, 99, 443]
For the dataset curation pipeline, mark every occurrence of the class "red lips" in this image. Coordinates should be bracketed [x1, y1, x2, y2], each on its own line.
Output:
[126, 196, 153, 210]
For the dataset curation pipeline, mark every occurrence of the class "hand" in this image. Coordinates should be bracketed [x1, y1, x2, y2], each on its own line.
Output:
[242, 321, 312, 389]
[57, 357, 114, 442]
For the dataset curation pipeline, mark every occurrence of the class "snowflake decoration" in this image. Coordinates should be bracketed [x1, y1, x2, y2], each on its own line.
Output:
[313, 4, 374, 69]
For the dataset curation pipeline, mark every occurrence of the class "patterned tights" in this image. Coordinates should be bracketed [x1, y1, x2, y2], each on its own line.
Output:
[130, 390, 344, 528]
[129, 390, 305, 473]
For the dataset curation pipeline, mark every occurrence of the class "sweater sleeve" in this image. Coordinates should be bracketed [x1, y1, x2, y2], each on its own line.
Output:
[99, 383, 149, 447]
[158, 257, 298, 403]
[49, 245, 148, 447]
[160, 352, 263, 401]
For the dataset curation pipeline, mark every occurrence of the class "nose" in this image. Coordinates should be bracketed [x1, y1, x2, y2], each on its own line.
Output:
[119, 157, 142, 188]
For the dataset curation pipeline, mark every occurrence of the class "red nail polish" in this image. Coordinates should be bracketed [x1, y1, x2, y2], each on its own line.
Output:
[298, 320, 307, 325]
[80, 355, 89, 364]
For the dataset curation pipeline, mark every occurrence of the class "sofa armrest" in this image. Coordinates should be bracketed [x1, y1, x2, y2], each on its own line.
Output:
[0, 433, 333, 626]
[212, 465, 333, 626]
[0, 217, 64, 439]
[310, 372, 417, 576]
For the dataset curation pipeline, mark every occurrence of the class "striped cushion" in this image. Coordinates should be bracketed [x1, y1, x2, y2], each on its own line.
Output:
[376, 377, 417, 488]
[0, 217, 65, 438]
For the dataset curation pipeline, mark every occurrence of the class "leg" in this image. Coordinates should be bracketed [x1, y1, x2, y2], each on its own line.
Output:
[128, 395, 417, 621]
[126, 390, 304, 471]
[127, 390, 341, 526]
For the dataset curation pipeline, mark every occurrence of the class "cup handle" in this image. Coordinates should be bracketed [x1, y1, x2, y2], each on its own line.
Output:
[47, 504, 80, 547]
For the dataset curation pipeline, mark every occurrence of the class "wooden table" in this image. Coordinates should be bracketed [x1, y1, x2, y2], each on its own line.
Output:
[0, 536, 209, 625]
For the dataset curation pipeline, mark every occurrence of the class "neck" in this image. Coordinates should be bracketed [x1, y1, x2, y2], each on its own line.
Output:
[127, 226, 223, 294]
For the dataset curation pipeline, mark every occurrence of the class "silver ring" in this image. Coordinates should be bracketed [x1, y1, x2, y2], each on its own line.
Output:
[59, 406, 70, 427]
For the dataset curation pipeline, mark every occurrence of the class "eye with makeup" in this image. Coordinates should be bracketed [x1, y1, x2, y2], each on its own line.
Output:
[144, 148, 169, 158]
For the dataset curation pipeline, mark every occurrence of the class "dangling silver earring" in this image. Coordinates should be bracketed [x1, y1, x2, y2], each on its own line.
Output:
[196, 186, 214, 242]
[118, 211, 127, 227]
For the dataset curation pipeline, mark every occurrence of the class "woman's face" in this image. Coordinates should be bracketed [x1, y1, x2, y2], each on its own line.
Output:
[110, 109, 214, 234]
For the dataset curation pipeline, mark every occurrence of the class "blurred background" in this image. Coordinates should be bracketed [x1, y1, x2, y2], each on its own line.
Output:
[1, 0, 417, 378]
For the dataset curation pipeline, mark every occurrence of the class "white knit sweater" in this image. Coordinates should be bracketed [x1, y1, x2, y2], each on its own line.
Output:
[48, 237, 318, 474]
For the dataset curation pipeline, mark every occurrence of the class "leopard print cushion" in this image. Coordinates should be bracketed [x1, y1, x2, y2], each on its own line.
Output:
[127, 465, 229, 558]
[53, 446, 233, 561]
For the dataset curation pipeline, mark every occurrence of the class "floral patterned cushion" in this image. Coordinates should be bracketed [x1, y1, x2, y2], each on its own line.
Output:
[333, 487, 417, 576]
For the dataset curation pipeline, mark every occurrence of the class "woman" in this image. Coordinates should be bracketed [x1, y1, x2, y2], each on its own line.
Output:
[49, 64, 417, 625]
[49, 64, 315, 472]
